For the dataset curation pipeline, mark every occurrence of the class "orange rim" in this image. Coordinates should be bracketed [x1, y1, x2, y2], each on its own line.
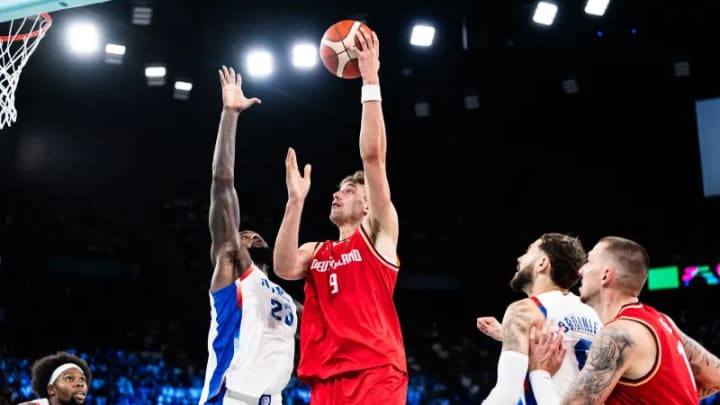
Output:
[0, 13, 52, 42]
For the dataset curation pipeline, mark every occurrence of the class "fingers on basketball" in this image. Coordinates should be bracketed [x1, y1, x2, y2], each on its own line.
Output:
[355, 29, 369, 52]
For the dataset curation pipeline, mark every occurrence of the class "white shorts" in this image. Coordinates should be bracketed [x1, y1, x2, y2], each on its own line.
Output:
[223, 389, 282, 405]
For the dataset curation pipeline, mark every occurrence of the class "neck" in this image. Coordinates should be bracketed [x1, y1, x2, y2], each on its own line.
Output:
[337, 222, 360, 241]
[50, 397, 73, 405]
[592, 292, 640, 324]
[526, 277, 564, 297]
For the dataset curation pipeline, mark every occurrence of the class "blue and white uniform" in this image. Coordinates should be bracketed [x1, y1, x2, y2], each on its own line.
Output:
[199, 264, 298, 405]
[522, 291, 602, 404]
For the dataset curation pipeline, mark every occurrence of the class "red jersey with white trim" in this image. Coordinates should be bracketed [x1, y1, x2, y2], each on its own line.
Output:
[297, 226, 407, 382]
[605, 302, 698, 405]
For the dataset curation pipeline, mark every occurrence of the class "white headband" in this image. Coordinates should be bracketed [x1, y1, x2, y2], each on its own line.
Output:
[49, 363, 83, 385]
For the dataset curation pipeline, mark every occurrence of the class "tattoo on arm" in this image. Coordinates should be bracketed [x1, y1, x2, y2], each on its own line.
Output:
[501, 301, 534, 352]
[563, 327, 634, 405]
[680, 333, 720, 398]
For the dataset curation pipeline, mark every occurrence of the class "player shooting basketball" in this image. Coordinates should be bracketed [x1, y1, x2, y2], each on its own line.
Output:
[199, 66, 299, 405]
[273, 27, 408, 404]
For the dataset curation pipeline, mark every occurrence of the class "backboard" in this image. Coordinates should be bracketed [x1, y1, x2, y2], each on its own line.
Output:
[0, 0, 110, 23]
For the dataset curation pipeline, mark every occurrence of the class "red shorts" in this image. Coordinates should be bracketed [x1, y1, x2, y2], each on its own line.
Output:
[309, 365, 408, 405]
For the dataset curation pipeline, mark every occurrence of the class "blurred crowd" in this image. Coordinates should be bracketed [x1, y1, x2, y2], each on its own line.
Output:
[1, 198, 720, 404]
[2, 303, 720, 404]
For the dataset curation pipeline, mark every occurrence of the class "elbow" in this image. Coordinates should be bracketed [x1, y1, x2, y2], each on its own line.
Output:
[273, 262, 292, 280]
[360, 148, 384, 164]
[273, 263, 303, 281]
[274, 267, 294, 280]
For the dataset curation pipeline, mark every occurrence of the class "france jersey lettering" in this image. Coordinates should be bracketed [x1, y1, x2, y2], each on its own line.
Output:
[199, 265, 297, 404]
[520, 291, 602, 405]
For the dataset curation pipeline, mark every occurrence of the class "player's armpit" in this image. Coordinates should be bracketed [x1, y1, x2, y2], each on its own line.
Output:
[282, 242, 315, 280]
[501, 299, 541, 353]
[562, 325, 635, 405]
[678, 330, 720, 398]
[663, 312, 720, 399]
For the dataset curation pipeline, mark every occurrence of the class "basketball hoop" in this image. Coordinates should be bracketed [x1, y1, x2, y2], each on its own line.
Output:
[0, 13, 52, 130]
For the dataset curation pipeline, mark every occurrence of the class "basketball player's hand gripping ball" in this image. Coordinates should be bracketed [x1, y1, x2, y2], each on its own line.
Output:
[320, 19, 375, 79]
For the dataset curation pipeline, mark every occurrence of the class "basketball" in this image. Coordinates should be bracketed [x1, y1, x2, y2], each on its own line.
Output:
[319, 20, 372, 79]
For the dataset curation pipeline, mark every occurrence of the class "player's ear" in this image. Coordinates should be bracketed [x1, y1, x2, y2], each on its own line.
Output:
[537, 255, 550, 272]
[601, 268, 612, 284]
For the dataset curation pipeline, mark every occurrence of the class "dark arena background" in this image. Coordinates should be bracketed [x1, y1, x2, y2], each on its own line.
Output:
[1, 0, 720, 403]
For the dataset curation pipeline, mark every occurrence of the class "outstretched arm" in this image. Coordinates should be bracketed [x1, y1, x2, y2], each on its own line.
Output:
[666, 315, 720, 399]
[209, 66, 261, 293]
[354, 28, 399, 260]
[273, 147, 314, 280]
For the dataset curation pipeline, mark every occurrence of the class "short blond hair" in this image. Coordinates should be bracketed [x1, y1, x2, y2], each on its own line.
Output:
[599, 236, 650, 295]
[340, 170, 364, 187]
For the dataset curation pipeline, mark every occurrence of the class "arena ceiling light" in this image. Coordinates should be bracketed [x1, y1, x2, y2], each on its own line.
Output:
[104, 43, 125, 64]
[144, 64, 166, 86]
[674, 60, 690, 77]
[67, 22, 100, 55]
[173, 81, 192, 100]
[414, 101, 430, 117]
[246, 50, 273, 78]
[410, 24, 435, 47]
[533, 2, 558, 26]
[585, 0, 610, 16]
[132, 0, 152, 25]
[292, 43, 317, 69]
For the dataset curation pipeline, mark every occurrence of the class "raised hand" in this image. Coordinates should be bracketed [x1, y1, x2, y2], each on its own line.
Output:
[285, 147, 311, 203]
[354, 27, 380, 84]
[218, 65, 261, 112]
[477, 316, 503, 341]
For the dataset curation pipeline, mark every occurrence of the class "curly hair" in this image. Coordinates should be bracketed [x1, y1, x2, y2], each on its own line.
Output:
[30, 352, 92, 398]
[539, 233, 587, 289]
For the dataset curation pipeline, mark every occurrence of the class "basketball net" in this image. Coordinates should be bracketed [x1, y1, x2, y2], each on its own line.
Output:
[0, 13, 51, 130]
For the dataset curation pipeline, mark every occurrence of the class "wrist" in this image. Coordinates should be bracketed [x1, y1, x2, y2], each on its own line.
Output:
[361, 84, 382, 103]
[362, 76, 379, 85]
[222, 107, 240, 114]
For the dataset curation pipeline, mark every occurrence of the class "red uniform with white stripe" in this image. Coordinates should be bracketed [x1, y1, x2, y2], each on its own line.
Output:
[605, 302, 698, 405]
[298, 225, 407, 383]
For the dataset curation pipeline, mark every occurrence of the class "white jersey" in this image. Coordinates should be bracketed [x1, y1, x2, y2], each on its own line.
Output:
[199, 265, 298, 404]
[523, 291, 602, 403]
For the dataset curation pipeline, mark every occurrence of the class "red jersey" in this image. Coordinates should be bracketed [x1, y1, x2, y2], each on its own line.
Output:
[605, 302, 698, 405]
[297, 225, 407, 382]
